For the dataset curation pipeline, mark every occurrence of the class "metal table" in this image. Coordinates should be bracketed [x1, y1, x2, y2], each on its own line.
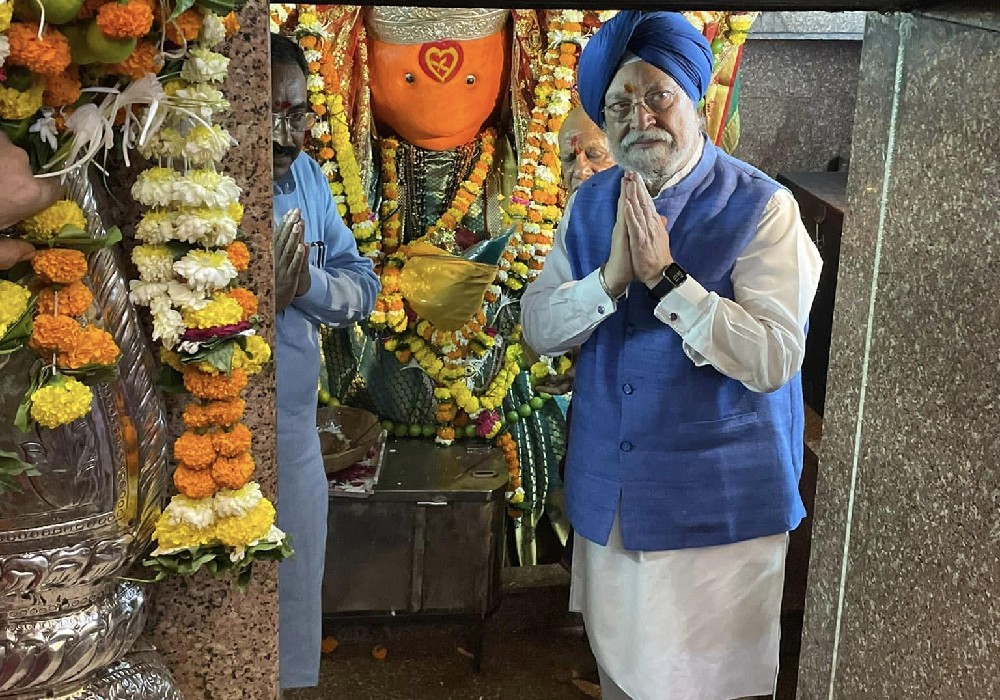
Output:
[322, 440, 509, 671]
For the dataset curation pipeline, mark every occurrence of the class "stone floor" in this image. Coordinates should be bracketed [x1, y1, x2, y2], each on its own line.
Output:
[287, 565, 601, 700]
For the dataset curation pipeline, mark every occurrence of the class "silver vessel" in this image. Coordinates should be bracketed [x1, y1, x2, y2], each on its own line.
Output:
[0, 171, 182, 699]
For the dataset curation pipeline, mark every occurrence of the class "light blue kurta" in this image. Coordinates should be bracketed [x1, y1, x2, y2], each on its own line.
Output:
[273, 153, 379, 688]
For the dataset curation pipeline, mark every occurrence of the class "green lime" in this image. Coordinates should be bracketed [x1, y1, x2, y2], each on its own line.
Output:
[408, 424, 422, 437]
[318, 389, 331, 405]
[381, 420, 394, 431]
[393, 425, 408, 438]
[506, 411, 520, 424]
[711, 37, 725, 54]
[529, 397, 544, 410]
[15, 0, 85, 25]
[85, 21, 137, 63]
[421, 425, 436, 438]
[538, 392, 552, 400]
[518, 404, 533, 418]
[464, 425, 478, 439]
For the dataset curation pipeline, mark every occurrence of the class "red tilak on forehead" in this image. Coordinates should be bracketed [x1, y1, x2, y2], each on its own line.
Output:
[570, 135, 580, 149]
[274, 100, 294, 110]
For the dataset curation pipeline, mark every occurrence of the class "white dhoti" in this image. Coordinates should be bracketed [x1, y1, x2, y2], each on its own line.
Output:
[570, 516, 788, 700]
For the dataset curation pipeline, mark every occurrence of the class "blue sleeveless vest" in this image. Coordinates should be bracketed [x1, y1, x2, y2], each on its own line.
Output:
[564, 142, 806, 551]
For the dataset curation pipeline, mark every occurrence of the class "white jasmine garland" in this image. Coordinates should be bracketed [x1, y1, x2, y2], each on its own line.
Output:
[213, 483, 264, 519]
[303, 49, 322, 63]
[164, 495, 217, 529]
[180, 48, 230, 84]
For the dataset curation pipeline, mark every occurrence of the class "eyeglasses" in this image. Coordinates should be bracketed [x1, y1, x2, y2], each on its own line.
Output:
[271, 112, 317, 135]
[603, 89, 678, 122]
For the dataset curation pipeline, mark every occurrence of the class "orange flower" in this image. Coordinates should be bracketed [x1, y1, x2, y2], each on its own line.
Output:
[227, 288, 257, 320]
[57, 325, 120, 369]
[29, 314, 81, 353]
[107, 40, 159, 80]
[312, 103, 327, 117]
[225, 241, 250, 272]
[211, 451, 254, 489]
[5, 23, 72, 76]
[173, 430, 217, 470]
[173, 465, 218, 499]
[166, 9, 203, 44]
[37, 281, 93, 317]
[97, 0, 154, 38]
[222, 11, 240, 37]
[182, 398, 246, 429]
[318, 147, 335, 161]
[211, 422, 252, 457]
[43, 67, 82, 108]
[183, 366, 248, 400]
[33, 249, 88, 285]
[437, 427, 456, 441]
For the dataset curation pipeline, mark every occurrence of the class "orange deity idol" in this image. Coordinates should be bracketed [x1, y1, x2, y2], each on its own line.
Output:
[368, 7, 510, 151]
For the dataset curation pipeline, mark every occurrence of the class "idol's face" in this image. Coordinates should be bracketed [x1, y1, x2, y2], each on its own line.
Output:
[603, 61, 702, 187]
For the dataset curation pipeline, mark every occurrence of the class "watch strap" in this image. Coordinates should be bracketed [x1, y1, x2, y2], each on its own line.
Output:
[649, 262, 688, 300]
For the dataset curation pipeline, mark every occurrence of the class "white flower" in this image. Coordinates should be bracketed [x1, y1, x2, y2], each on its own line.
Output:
[496, 270, 509, 283]
[173, 249, 238, 292]
[306, 74, 325, 92]
[167, 280, 211, 310]
[180, 48, 230, 84]
[151, 305, 185, 349]
[172, 84, 230, 121]
[135, 210, 175, 243]
[541, 132, 559, 145]
[174, 170, 241, 209]
[553, 66, 575, 82]
[173, 208, 238, 247]
[561, 9, 584, 22]
[128, 280, 169, 306]
[132, 167, 180, 208]
[200, 11, 227, 47]
[0, 35, 9, 70]
[213, 482, 264, 519]
[310, 120, 330, 140]
[303, 49, 322, 63]
[131, 244, 175, 283]
[139, 127, 185, 161]
[163, 494, 217, 529]
[182, 124, 233, 166]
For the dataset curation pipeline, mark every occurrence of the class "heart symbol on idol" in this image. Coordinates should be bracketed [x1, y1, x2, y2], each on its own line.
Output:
[418, 41, 465, 83]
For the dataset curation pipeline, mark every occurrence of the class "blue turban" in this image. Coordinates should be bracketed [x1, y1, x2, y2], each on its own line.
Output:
[578, 11, 713, 127]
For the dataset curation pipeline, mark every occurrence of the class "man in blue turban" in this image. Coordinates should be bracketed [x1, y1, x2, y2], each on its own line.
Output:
[522, 11, 823, 700]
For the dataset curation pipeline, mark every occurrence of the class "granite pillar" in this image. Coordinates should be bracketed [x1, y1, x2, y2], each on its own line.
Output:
[145, 1, 280, 697]
[799, 11, 1000, 699]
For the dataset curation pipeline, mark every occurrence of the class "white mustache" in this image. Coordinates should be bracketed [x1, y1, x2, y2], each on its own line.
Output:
[621, 129, 673, 149]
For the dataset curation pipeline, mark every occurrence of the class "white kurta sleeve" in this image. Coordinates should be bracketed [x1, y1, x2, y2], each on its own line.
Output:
[652, 188, 823, 393]
[521, 200, 618, 356]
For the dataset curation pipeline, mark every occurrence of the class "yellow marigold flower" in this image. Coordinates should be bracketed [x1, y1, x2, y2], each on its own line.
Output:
[6, 22, 71, 76]
[30, 376, 93, 429]
[153, 513, 216, 552]
[19, 200, 87, 239]
[173, 465, 219, 499]
[183, 366, 248, 400]
[57, 325, 120, 369]
[181, 294, 243, 329]
[211, 423, 252, 458]
[211, 451, 254, 490]
[0, 280, 31, 338]
[32, 248, 88, 285]
[233, 334, 270, 376]
[0, 80, 45, 121]
[29, 314, 81, 353]
[214, 497, 275, 548]
[174, 430, 218, 470]
[228, 201, 244, 223]
[182, 398, 246, 429]
[0, 2, 13, 31]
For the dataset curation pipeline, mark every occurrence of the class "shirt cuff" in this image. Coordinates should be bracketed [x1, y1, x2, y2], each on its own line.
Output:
[295, 265, 326, 308]
[653, 276, 711, 334]
[573, 268, 618, 320]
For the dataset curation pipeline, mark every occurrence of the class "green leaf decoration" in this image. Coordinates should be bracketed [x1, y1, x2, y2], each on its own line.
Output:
[194, 0, 237, 15]
[142, 536, 293, 591]
[182, 338, 237, 373]
[14, 367, 48, 433]
[0, 449, 40, 497]
[21, 226, 123, 253]
[0, 295, 36, 356]
[62, 364, 119, 386]
[168, 0, 198, 22]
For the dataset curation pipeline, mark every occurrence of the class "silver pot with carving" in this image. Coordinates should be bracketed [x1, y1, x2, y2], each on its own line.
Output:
[0, 170, 181, 700]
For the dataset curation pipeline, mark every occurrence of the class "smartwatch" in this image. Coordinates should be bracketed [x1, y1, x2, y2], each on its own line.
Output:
[648, 262, 688, 301]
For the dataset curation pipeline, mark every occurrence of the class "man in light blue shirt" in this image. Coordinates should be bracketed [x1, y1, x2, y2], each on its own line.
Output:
[270, 31, 380, 690]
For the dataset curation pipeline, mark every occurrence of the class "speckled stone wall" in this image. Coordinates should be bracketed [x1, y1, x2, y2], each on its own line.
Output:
[146, 0, 280, 697]
[735, 39, 861, 177]
[799, 11, 1000, 699]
